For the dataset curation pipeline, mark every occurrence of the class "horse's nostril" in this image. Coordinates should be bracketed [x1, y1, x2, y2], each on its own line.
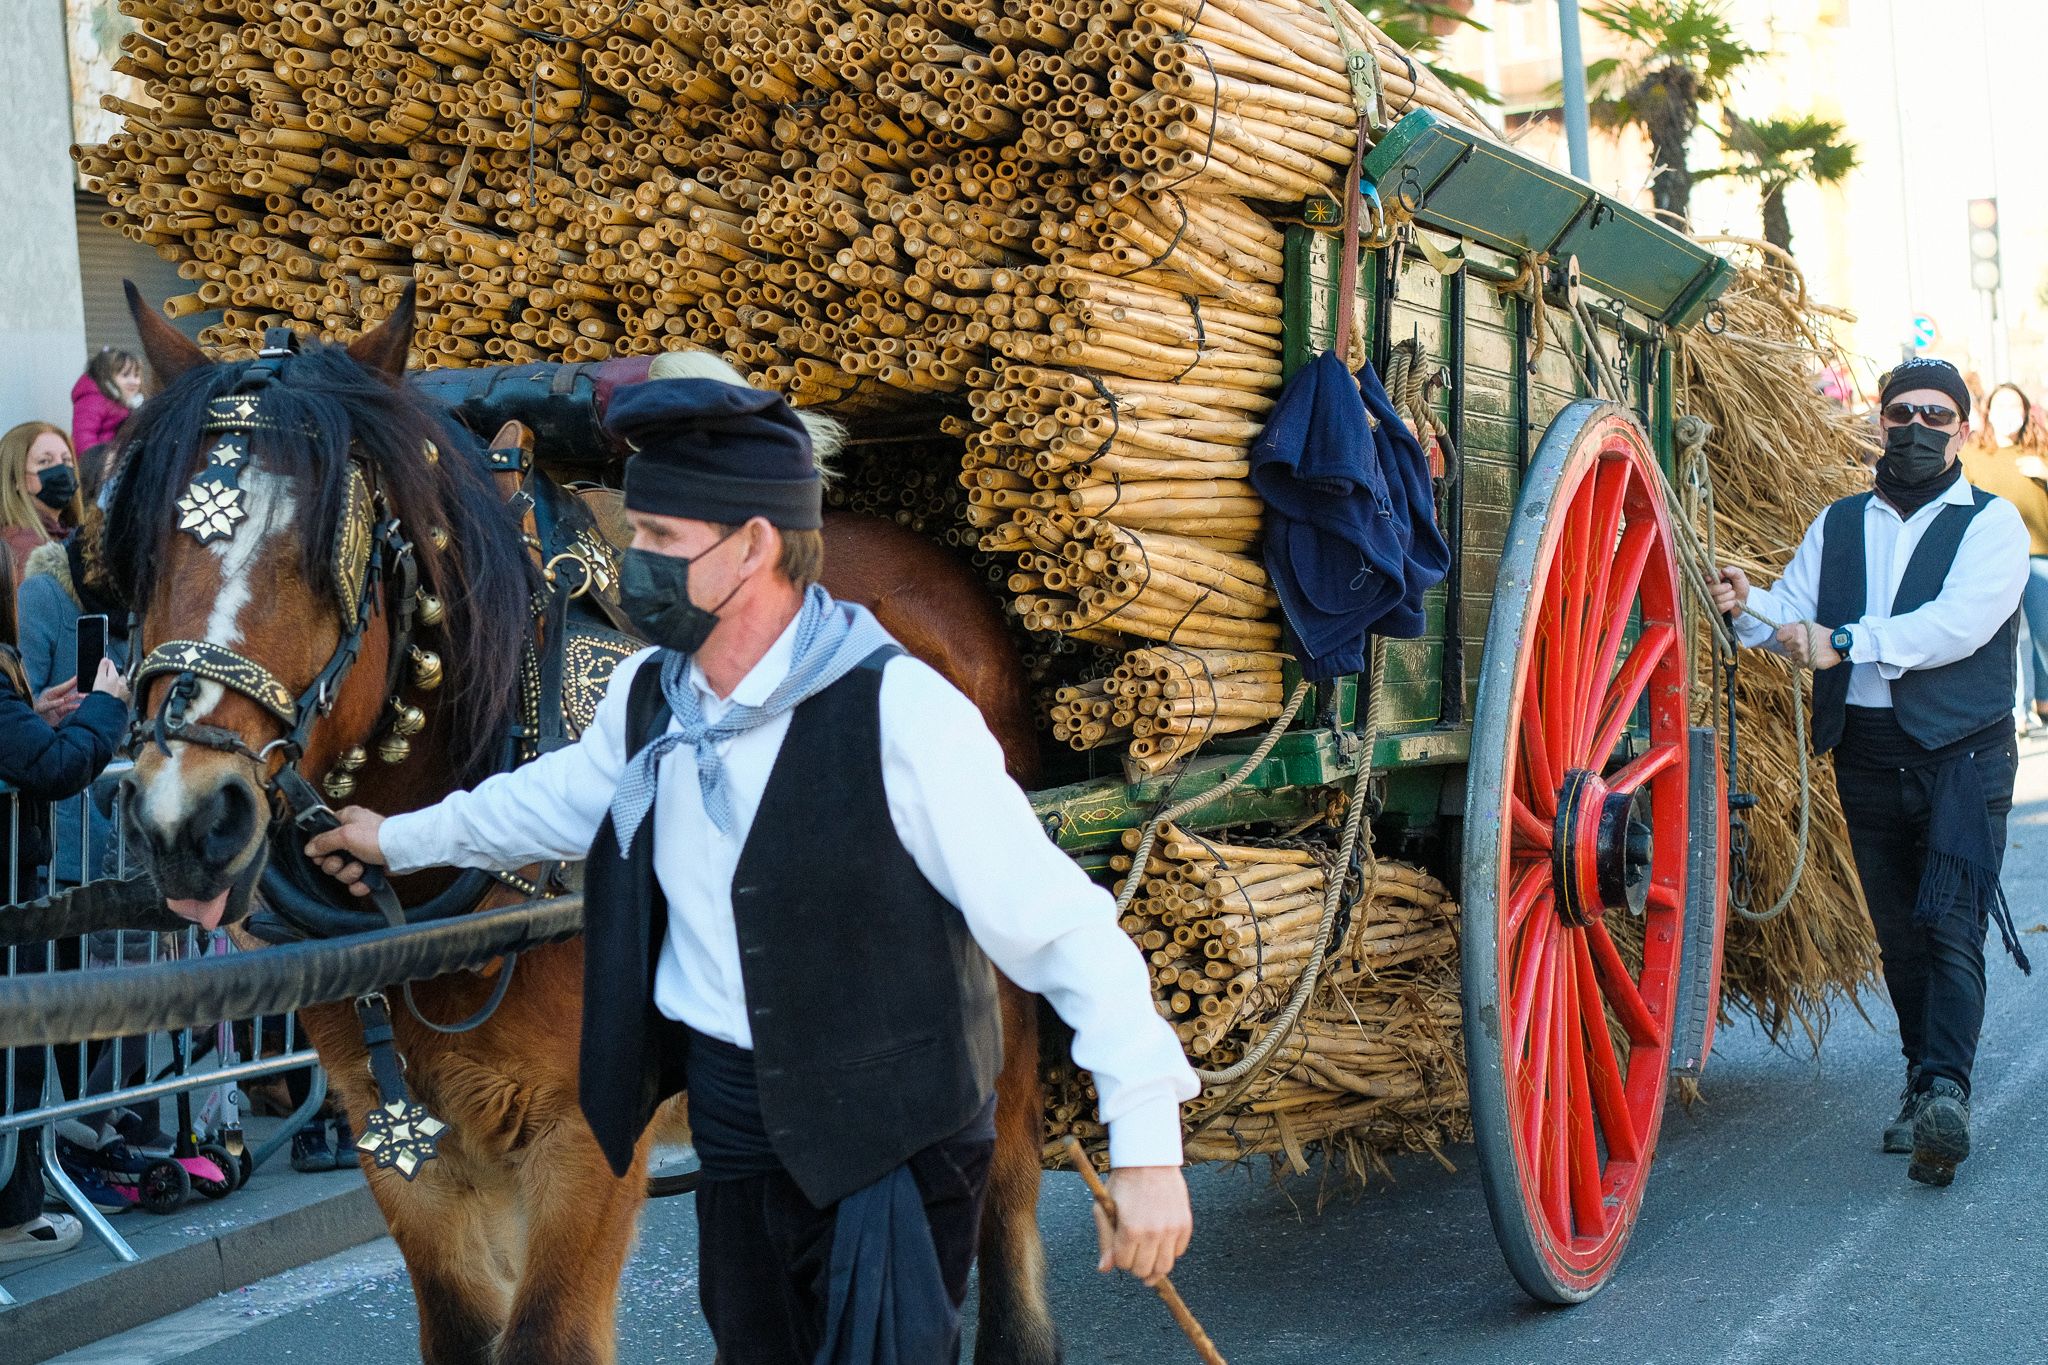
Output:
[196, 781, 259, 866]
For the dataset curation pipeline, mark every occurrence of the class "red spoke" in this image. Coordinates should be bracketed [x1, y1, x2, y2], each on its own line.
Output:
[1555, 481, 1595, 756]
[1562, 936, 1609, 1239]
[1511, 795, 1552, 850]
[1573, 929, 1641, 1165]
[1506, 861, 1550, 943]
[1519, 926, 1558, 1189]
[1573, 464, 1633, 756]
[1586, 919, 1665, 1047]
[1647, 883, 1681, 912]
[1607, 741, 1680, 795]
[1510, 915, 1556, 1062]
[1586, 624, 1676, 773]
[1578, 518, 1657, 762]
[1542, 942, 1572, 1238]
[1520, 700, 1559, 818]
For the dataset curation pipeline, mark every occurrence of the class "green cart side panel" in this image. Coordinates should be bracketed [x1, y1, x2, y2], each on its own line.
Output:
[1362, 110, 1736, 331]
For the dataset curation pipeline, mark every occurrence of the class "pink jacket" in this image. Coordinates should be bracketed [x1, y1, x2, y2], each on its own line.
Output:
[71, 375, 130, 454]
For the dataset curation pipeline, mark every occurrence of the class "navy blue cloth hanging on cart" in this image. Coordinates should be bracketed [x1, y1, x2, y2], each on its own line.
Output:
[1250, 350, 1450, 680]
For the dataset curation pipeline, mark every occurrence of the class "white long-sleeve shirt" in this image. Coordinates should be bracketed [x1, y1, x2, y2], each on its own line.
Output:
[1735, 477, 2028, 706]
[379, 616, 1199, 1168]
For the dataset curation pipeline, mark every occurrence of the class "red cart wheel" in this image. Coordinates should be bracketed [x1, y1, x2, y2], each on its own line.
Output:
[1462, 402, 1692, 1303]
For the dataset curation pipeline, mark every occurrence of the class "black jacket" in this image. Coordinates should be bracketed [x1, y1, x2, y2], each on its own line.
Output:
[0, 661, 127, 896]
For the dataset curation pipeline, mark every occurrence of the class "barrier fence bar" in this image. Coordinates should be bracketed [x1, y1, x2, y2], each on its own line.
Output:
[0, 765, 332, 1295]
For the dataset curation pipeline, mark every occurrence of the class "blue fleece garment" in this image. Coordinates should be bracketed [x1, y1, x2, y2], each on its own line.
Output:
[1250, 351, 1450, 679]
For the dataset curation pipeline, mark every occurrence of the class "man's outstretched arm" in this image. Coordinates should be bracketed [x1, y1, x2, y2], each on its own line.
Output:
[307, 649, 654, 889]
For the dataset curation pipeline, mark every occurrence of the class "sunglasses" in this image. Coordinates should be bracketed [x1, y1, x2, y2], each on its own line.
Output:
[1881, 401, 1961, 430]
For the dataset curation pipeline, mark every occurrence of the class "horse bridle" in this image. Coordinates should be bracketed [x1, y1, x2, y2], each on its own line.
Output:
[129, 328, 427, 853]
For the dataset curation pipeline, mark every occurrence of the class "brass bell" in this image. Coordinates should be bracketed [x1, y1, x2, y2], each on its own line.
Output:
[409, 646, 444, 692]
[428, 526, 450, 552]
[391, 701, 426, 737]
[377, 733, 412, 765]
[322, 745, 367, 801]
[415, 592, 445, 628]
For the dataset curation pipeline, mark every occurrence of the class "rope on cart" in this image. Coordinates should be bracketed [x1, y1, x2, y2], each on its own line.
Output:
[1666, 416, 1811, 923]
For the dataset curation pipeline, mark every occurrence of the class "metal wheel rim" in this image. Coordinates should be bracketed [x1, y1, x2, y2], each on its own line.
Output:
[1462, 401, 1690, 1303]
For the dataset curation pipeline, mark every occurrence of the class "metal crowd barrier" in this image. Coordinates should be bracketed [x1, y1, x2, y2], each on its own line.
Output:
[0, 763, 328, 1305]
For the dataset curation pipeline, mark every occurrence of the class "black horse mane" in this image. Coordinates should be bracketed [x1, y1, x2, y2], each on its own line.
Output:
[103, 342, 536, 783]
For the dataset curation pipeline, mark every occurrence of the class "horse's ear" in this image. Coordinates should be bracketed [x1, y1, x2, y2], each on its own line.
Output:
[346, 283, 417, 381]
[124, 280, 207, 387]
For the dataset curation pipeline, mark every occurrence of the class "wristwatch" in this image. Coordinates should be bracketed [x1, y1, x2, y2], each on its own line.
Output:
[1829, 626, 1854, 658]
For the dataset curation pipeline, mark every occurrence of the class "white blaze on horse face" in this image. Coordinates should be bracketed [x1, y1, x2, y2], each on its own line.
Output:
[142, 466, 301, 831]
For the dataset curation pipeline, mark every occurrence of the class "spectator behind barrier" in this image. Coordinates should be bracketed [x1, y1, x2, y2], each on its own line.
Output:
[20, 477, 131, 889]
[0, 538, 130, 1262]
[0, 423, 81, 572]
[71, 349, 143, 456]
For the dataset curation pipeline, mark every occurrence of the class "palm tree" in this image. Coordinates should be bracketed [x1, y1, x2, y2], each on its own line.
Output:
[1583, 1, 1760, 225]
[1357, 0, 1496, 106]
[1700, 113, 1859, 255]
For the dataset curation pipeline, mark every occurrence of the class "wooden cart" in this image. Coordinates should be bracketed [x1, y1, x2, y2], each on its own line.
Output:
[1025, 110, 1737, 1303]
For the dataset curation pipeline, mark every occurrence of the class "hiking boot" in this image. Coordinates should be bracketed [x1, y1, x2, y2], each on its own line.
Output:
[1882, 1067, 1924, 1154]
[290, 1122, 334, 1173]
[0, 1214, 83, 1262]
[1908, 1079, 1972, 1188]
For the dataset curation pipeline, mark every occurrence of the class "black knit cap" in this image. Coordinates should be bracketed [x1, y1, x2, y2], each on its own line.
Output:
[605, 379, 821, 529]
[1879, 357, 1972, 420]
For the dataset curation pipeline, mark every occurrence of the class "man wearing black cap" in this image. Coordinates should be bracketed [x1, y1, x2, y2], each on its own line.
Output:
[1711, 356, 2032, 1188]
[306, 375, 1198, 1361]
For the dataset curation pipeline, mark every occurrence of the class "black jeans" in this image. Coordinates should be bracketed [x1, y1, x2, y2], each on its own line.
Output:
[695, 1122, 995, 1365]
[1834, 714, 2017, 1095]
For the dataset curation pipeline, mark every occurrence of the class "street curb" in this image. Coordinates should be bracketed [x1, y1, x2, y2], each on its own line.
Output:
[1, 1183, 385, 1365]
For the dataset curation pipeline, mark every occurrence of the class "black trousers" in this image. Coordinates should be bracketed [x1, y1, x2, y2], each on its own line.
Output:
[1833, 715, 2017, 1095]
[695, 1123, 995, 1365]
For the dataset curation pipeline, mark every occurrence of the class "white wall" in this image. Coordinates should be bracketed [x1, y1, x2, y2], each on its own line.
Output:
[0, 0, 88, 436]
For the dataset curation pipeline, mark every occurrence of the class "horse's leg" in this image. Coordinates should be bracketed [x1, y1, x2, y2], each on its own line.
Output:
[495, 1120, 647, 1365]
[974, 981, 1062, 1365]
[365, 1160, 519, 1365]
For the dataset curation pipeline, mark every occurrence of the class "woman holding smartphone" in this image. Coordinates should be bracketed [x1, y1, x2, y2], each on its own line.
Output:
[0, 540, 129, 1261]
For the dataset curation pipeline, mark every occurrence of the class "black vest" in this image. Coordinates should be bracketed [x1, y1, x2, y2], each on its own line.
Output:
[577, 649, 1003, 1206]
[1811, 489, 2020, 754]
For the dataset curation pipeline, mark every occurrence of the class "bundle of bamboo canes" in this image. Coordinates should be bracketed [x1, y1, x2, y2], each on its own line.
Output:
[1045, 830, 1467, 1174]
[1050, 646, 1286, 771]
[81, 0, 1491, 771]
[1674, 252, 1881, 1045]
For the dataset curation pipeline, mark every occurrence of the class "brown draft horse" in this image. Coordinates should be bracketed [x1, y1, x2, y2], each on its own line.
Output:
[112, 292, 1062, 1365]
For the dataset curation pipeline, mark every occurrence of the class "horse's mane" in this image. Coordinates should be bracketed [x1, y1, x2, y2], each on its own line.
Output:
[103, 342, 535, 782]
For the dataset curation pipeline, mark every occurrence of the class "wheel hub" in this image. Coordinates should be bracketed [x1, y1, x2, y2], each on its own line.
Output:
[1551, 769, 1654, 926]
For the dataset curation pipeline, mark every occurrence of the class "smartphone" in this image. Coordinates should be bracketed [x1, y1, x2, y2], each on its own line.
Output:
[75, 614, 108, 691]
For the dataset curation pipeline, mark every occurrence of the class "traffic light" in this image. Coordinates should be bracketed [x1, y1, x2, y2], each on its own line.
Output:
[1968, 197, 2001, 294]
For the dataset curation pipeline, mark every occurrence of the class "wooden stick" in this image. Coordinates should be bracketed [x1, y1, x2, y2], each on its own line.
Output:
[1061, 1137, 1227, 1365]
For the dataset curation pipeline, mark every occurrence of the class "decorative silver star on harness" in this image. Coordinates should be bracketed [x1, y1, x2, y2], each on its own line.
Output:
[206, 439, 246, 469]
[355, 1098, 447, 1180]
[176, 481, 247, 544]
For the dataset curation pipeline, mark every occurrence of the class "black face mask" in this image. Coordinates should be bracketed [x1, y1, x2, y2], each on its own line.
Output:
[33, 464, 76, 512]
[619, 532, 745, 655]
[1874, 422, 1961, 516]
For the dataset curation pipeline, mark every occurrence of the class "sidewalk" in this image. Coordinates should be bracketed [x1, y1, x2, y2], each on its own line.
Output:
[0, 1118, 384, 1365]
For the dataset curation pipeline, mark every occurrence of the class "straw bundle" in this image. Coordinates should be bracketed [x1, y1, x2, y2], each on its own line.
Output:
[1051, 645, 1287, 772]
[1673, 253, 1881, 1044]
[1046, 829, 1468, 1177]
[81, 0, 1491, 770]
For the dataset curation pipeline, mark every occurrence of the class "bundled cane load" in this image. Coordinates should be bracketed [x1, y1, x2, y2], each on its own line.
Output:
[79, 0, 1491, 776]
[1674, 248, 1883, 1044]
[1044, 827, 1469, 1174]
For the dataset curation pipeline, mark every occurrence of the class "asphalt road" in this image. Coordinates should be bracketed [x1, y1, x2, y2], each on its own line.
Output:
[55, 747, 2048, 1365]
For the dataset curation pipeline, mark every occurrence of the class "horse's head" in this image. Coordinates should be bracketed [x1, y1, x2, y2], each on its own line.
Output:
[109, 285, 531, 928]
